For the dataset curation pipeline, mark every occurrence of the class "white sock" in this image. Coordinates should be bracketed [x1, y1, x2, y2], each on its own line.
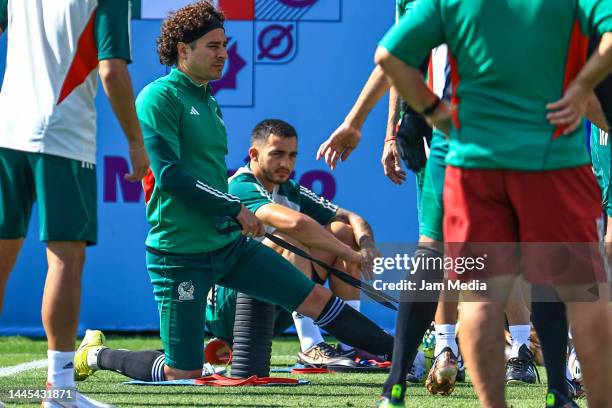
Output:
[509, 324, 531, 358]
[293, 311, 324, 352]
[338, 300, 361, 351]
[86, 347, 105, 370]
[47, 350, 75, 388]
[434, 324, 458, 356]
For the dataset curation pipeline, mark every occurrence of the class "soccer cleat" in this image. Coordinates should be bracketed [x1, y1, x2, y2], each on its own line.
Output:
[456, 353, 465, 382]
[566, 378, 585, 399]
[42, 385, 114, 408]
[425, 347, 458, 396]
[334, 345, 358, 359]
[375, 384, 405, 408]
[297, 342, 356, 367]
[405, 350, 427, 383]
[74, 330, 106, 381]
[545, 390, 579, 408]
[505, 344, 539, 385]
[567, 346, 582, 383]
[335, 345, 390, 363]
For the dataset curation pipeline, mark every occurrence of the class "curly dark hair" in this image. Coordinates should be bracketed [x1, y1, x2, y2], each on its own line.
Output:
[156, 1, 225, 66]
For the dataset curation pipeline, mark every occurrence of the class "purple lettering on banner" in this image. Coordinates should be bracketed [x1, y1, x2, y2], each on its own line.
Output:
[103, 156, 142, 203]
[299, 170, 336, 200]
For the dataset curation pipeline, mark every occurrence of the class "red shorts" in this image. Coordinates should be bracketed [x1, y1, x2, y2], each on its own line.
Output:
[443, 165, 606, 285]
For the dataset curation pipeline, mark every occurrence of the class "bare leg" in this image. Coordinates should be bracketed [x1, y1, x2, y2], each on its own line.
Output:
[434, 291, 458, 324]
[0, 238, 24, 314]
[505, 278, 530, 326]
[163, 366, 202, 380]
[458, 275, 515, 408]
[318, 221, 360, 301]
[505, 278, 532, 361]
[263, 232, 312, 276]
[43, 241, 86, 351]
[459, 300, 507, 408]
[564, 284, 612, 408]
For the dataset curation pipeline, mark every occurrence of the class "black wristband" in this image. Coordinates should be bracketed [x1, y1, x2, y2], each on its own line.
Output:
[421, 97, 441, 117]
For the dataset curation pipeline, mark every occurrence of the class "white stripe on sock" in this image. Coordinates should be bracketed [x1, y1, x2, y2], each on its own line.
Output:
[151, 355, 165, 382]
[315, 298, 345, 327]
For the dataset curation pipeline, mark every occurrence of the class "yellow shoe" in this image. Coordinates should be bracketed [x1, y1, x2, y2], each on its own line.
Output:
[74, 330, 106, 381]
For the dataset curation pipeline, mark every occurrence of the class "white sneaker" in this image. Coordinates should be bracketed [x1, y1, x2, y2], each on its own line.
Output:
[41, 390, 115, 408]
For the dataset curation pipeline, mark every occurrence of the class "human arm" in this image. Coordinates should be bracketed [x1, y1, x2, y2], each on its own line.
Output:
[317, 66, 391, 169]
[255, 203, 361, 264]
[98, 59, 150, 181]
[138, 85, 251, 229]
[381, 85, 408, 184]
[585, 91, 610, 130]
[547, 33, 612, 134]
[376, 50, 451, 135]
[375, 0, 449, 134]
[332, 208, 381, 277]
[95, 0, 149, 181]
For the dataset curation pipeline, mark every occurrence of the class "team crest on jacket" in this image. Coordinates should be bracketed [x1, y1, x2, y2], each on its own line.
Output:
[178, 281, 195, 301]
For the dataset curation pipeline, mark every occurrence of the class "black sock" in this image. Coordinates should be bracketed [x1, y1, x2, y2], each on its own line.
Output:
[531, 285, 568, 397]
[98, 348, 166, 382]
[382, 246, 444, 400]
[314, 297, 394, 357]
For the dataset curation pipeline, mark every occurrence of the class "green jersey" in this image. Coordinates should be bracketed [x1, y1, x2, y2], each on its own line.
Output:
[396, 0, 416, 18]
[137, 69, 242, 254]
[380, 0, 612, 171]
[590, 125, 611, 217]
[228, 164, 338, 234]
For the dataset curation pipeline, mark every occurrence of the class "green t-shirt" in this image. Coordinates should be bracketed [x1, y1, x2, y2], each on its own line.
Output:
[228, 165, 338, 233]
[137, 68, 242, 253]
[380, 0, 612, 171]
[590, 124, 611, 217]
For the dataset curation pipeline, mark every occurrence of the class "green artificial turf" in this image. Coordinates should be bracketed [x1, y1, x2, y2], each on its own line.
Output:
[0, 335, 586, 407]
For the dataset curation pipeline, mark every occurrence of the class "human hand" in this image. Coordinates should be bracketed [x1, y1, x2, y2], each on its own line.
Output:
[381, 140, 407, 184]
[316, 122, 362, 170]
[235, 206, 265, 237]
[359, 237, 381, 280]
[424, 101, 452, 137]
[546, 81, 590, 135]
[124, 145, 150, 182]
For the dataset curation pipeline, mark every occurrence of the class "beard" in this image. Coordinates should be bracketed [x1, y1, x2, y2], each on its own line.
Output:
[262, 167, 290, 185]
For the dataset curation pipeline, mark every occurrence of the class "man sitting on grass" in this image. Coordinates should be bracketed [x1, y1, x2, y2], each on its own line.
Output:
[206, 119, 381, 368]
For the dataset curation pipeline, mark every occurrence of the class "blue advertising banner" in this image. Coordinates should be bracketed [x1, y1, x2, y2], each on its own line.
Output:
[0, 0, 417, 336]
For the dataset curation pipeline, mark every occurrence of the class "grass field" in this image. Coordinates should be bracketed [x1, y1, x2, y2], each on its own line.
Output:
[0, 335, 585, 408]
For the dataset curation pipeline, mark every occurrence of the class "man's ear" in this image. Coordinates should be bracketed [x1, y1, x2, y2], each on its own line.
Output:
[177, 42, 188, 63]
[248, 146, 259, 162]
